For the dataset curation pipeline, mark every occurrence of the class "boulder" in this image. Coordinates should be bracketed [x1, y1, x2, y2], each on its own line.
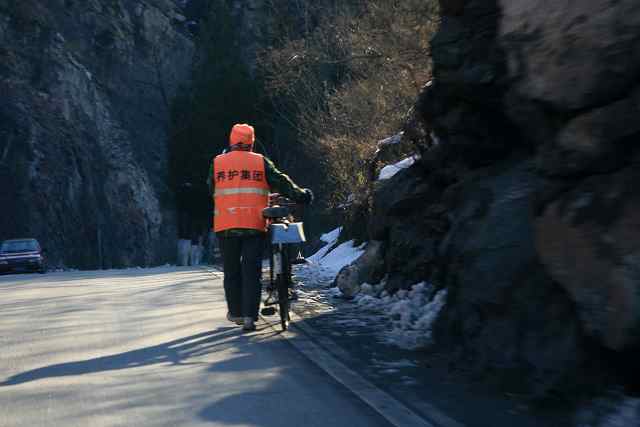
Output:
[539, 87, 640, 176]
[428, 1, 517, 169]
[369, 160, 451, 289]
[334, 241, 385, 298]
[385, 219, 441, 290]
[334, 264, 361, 298]
[535, 166, 640, 351]
[435, 160, 584, 393]
[431, 1, 503, 89]
[370, 163, 442, 241]
[500, 0, 640, 111]
[437, 161, 543, 299]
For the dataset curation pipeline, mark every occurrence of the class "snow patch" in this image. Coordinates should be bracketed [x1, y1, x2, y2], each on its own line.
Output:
[401, 376, 419, 386]
[325, 287, 343, 297]
[353, 282, 447, 350]
[336, 194, 355, 209]
[311, 240, 365, 275]
[300, 227, 365, 283]
[377, 132, 404, 148]
[334, 319, 368, 327]
[430, 131, 441, 146]
[320, 227, 342, 244]
[378, 156, 418, 180]
[576, 395, 640, 427]
[295, 228, 448, 352]
[372, 358, 417, 369]
[306, 242, 334, 265]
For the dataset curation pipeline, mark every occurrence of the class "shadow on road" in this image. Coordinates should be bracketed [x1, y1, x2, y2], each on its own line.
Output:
[0, 328, 240, 386]
[197, 326, 392, 427]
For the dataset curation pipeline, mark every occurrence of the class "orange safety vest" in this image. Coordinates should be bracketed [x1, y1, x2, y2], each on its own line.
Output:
[212, 150, 270, 232]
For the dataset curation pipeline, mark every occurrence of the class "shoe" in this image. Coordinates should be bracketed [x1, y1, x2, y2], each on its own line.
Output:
[227, 312, 243, 325]
[242, 317, 256, 331]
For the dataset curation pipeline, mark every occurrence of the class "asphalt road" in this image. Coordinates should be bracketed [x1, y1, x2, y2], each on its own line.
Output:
[0, 267, 392, 427]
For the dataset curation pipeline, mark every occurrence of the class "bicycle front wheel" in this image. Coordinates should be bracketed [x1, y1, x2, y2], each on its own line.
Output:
[277, 249, 291, 331]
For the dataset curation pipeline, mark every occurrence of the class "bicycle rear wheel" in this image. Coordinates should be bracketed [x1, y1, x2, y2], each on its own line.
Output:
[277, 249, 291, 331]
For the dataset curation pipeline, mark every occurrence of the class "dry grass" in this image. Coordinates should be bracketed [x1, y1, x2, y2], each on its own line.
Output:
[257, 0, 439, 209]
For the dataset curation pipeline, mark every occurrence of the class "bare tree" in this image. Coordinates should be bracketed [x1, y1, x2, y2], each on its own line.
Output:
[257, 0, 439, 207]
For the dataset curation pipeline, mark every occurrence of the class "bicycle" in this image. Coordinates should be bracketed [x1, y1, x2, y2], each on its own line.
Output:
[260, 194, 307, 331]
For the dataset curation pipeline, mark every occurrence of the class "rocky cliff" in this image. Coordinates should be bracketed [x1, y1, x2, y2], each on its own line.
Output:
[0, 0, 194, 268]
[362, 0, 640, 398]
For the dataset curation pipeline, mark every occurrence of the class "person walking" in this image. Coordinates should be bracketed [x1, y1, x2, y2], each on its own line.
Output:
[209, 123, 313, 331]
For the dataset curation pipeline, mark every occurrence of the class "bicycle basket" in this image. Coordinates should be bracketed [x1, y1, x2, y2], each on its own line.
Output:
[270, 222, 306, 244]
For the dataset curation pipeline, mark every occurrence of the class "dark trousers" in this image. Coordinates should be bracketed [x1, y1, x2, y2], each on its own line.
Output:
[218, 234, 265, 319]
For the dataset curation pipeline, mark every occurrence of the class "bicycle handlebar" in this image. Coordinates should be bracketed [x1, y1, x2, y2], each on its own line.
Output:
[269, 194, 298, 206]
[267, 193, 305, 221]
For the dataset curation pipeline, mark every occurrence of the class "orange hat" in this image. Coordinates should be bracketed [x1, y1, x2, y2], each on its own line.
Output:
[229, 123, 255, 147]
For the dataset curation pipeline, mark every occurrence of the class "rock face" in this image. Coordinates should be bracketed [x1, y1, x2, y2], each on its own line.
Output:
[370, 162, 449, 290]
[435, 161, 584, 393]
[0, 0, 194, 268]
[369, 0, 640, 395]
[535, 165, 640, 351]
[500, 0, 640, 112]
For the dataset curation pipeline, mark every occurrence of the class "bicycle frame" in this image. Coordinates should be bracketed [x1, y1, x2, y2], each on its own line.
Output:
[262, 195, 306, 330]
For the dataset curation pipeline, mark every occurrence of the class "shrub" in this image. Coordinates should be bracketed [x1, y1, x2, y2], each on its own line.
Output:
[258, 0, 439, 210]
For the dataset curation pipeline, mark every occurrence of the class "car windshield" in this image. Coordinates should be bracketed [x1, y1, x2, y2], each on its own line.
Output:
[0, 240, 40, 253]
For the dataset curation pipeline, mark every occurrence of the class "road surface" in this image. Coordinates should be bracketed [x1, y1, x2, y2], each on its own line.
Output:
[0, 267, 392, 427]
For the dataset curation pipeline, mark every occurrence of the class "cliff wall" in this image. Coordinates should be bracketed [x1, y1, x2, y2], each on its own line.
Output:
[0, 0, 194, 268]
